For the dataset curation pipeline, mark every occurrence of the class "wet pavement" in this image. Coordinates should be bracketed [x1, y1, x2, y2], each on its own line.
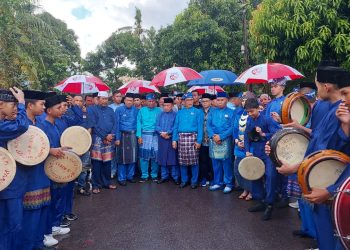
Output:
[58, 181, 314, 250]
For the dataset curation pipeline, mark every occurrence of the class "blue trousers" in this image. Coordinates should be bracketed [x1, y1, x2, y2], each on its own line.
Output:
[313, 204, 341, 250]
[140, 158, 158, 179]
[111, 157, 118, 178]
[50, 186, 66, 227]
[21, 206, 50, 250]
[180, 165, 199, 185]
[118, 163, 135, 181]
[0, 198, 23, 250]
[251, 157, 277, 205]
[91, 160, 112, 188]
[64, 181, 74, 215]
[277, 173, 289, 199]
[233, 156, 252, 191]
[78, 170, 88, 188]
[211, 158, 233, 188]
[298, 199, 316, 238]
[161, 165, 180, 181]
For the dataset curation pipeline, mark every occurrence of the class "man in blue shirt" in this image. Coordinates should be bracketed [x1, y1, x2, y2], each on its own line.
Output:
[207, 92, 235, 194]
[172, 93, 204, 189]
[115, 93, 138, 186]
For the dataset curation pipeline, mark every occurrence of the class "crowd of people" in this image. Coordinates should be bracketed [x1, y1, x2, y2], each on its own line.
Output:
[0, 61, 350, 250]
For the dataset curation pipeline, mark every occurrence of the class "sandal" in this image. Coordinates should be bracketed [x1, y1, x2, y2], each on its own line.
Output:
[239, 191, 248, 199]
[92, 189, 100, 194]
[108, 185, 117, 189]
[245, 194, 252, 201]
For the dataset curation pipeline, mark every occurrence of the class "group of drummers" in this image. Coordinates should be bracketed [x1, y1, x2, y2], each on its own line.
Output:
[0, 60, 350, 250]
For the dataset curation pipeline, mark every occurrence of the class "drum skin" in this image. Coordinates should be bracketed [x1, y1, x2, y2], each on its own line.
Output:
[238, 156, 265, 181]
[333, 177, 350, 250]
[298, 150, 350, 195]
[270, 128, 310, 167]
[281, 92, 311, 126]
[0, 147, 16, 192]
[60, 126, 92, 156]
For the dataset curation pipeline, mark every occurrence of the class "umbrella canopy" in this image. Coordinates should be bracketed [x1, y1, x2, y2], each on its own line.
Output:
[187, 85, 224, 95]
[187, 70, 238, 86]
[151, 66, 202, 87]
[54, 75, 110, 94]
[234, 63, 304, 84]
[118, 80, 160, 95]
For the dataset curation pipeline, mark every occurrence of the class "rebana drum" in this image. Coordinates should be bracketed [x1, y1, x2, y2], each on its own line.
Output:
[60, 126, 92, 156]
[238, 156, 265, 181]
[270, 128, 310, 167]
[298, 150, 350, 195]
[281, 92, 311, 126]
[0, 147, 16, 191]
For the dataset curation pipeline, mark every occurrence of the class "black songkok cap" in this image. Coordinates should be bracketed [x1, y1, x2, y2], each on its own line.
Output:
[45, 95, 62, 109]
[163, 97, 174, 104]
[125, 93, 134, 98]
[160, 93, 169, 98]
[299, 82, 316, 90]
[140, 95, 146, 100]
[201, 93, 212, 100]
[210, 94, 217, 100]
[176, 93, 184, 98]
[133, 93, 141, 99]
[0, 89, 16, 102]
[24, 90, 47, 100]
[58, 95, 68, 103]
[46, 91, 57, 98]
[317, 66, 350, 88]
[92, 92, 98, 98]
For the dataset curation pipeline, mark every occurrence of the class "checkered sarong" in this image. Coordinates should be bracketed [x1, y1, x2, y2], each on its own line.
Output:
[90, 135, 114, 162]
[178, 133, 199, 166]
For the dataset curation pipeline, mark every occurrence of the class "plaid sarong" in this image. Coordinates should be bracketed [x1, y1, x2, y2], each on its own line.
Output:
[139, 131, 158, 161]
[178, 133, 199, 166]
[287, 173, 302, 198]
[90, 135, 115, 162]
[116, 131, 137, 164]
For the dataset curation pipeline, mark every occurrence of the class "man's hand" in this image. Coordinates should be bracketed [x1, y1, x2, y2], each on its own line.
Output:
[282, 120, 302, 129]
[115, 140, 120, 146]
[277, 160, 299, 175]
[106, 134, 114, 142]
[194, 142, 201, 150]
[172, 141, 177, 149]
[265, 141, 271, 156]
[304, 188, 331, 204]
[9, 87, 25, 104]
[246, 152, 253, 157]
[50, 148, 65, 158]
[271, 112, 282, 123]
[138, 137, 143, 145]
[336, 102, 350, 125]
[82, 106, 87, 113]
[213, 134, 221, 143]
[237, 141, 244, 149]
[160, 132, 168, 138]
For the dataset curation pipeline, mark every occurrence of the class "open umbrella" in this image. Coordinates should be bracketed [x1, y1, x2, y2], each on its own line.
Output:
[118, 80, 160, 95]
[187, 70, 238, 86]
[234, 63, 304, 84]
[54, 75, 110, 94]
[151, 66, 202, 87]
[187, 86, 224, 95]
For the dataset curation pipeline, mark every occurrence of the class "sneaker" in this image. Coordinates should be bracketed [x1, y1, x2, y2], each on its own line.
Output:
[65, 213, 78, 221]
[209, 184, 222, 191]
[52, 226, 70, 236]
[43, 234, 58, 247]
[289, 201, 299, 209]
[60, 217, 71, 227]
[200, 179, 207, 187]
[223, 186, 232, 194]
[139, 178, 148, 183]
[151, 178, 158, 183]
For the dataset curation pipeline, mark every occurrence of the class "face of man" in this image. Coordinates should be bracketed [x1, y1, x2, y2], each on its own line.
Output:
[141, 99, 147, 107]
[147, 99, 156, 108]
[315, 79, 330, 101]
[60, 102, 68, 116]
[211, 99, 217, 107]
[260, 96, 270, 106]
[340, 86, 350, 104]
[246, 108, 259, 119]
[216, 97, 228, 109]
[93, 97, 99, 105]
[163, 103, 173, 112]
[192, 91, 199, 103]
[0, 101, 18, 120]
[73, 96, 83, 108]
[124, 97, 134, 108]
[159, 97, 165, 107]
[113, 93, 122, 104]
[28, 100, 45, 116]
[201, 98, 211, 109]
[270, 84, 284, 96]
[98, 97, 109, 106]
[133, 98, 141, 107]
[232, 97, 242, 107]
[185, 98, 194, 108]
[47, 103, 62, 118]
[175, 97, 182, 105]
[85, 96, 94, 107]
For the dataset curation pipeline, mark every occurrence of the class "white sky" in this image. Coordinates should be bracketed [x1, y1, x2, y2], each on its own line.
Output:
[39, 0, 188, 57]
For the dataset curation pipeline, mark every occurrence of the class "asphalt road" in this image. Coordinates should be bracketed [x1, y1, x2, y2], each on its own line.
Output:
[58, 181, 314, 250]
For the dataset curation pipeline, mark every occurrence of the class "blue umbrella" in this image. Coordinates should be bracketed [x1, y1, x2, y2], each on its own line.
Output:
[187, 70, 239, 86]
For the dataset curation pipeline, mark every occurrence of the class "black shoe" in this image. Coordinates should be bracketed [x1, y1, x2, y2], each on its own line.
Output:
[60, 218, 71, 227]
[77, 188, 91, 196]
[65, 213, 78, 221]
[127, 179, 137, 183]
[118, 181, 127, 186]
[292, 230, 313, 238]
[248, 202, 266, 212]
[174, 180, 181, 185]
[275, 198, 289, 209]
[157, 179, 169, 184]
[139, 178, 148, 183]
[262, 205, 273, 221]
[191, 184, 198, 189]
[179, 183, 188, 188]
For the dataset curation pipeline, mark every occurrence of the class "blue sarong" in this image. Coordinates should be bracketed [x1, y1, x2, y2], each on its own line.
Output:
[91, 135, 115, 162]
[139, 131, 158, 161]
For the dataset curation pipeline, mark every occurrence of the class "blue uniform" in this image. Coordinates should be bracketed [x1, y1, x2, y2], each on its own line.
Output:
[265, 95, 285, 118]
[115, 105, 138, 182]
[206, 107, 234, 188]
[155, 111, 179, 182]
[244, 113, 281, 204]
[0, 103, 29, 250]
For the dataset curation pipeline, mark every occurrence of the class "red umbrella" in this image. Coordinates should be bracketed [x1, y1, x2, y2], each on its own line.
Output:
[54, 75, 110, 94]
[187, 85, 224, 95]
[151, 66, 202, 87]
[118, 80, 160, 95]
[234, 63, 304, 84]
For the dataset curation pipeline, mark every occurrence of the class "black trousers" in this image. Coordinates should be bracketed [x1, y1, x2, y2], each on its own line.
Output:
[199, 146, 213, 181]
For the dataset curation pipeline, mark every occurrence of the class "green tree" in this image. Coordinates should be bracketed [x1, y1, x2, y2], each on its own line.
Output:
[250, 0, 350, 76]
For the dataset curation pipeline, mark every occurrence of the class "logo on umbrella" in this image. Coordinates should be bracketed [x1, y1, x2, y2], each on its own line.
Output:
[252, 67, 262, 75]
[211, 78, 224, 82]
[170, 72, 179, 81]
